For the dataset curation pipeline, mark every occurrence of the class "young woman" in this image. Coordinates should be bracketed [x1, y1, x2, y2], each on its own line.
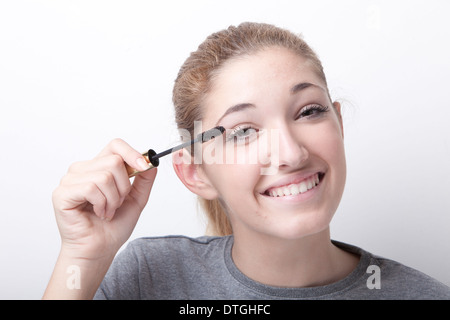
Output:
[43, 22, 450, 299]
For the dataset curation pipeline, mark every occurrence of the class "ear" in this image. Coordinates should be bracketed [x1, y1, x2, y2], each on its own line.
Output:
[172, 149, 219, 200]
[333, 101, 344, 138]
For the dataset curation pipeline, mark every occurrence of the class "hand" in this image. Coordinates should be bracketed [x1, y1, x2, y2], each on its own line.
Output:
[52, 138, 157, 261]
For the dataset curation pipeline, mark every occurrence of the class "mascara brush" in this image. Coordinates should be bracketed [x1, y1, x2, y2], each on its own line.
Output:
[126, 126, 225, 177]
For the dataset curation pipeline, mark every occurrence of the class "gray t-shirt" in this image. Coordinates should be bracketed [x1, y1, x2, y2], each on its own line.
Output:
[94, 235, 450, 299]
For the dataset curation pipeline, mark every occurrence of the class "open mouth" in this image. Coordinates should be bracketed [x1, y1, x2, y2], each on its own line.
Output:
[262, 172, 325, 197]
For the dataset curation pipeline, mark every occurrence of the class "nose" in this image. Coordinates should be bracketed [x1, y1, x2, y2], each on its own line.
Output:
[269, 126, 309, 170]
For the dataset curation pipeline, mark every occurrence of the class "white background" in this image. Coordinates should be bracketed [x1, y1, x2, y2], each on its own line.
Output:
[1, 0, 449, 299]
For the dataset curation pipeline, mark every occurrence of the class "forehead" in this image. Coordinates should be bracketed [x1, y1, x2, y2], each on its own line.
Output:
[202, 47, 325, 122]
[216, 47, 316, 85]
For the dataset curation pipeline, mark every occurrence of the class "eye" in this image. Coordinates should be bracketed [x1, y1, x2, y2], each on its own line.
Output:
[296, 104, 329, 120]
[225, 125, 259, 143]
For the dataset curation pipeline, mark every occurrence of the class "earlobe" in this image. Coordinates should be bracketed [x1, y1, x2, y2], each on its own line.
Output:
[172, 150, 219, 200]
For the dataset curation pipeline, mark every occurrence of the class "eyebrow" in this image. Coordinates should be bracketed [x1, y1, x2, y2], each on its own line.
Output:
[215, 82, 323, 125]
[290, 82, 324, 94]
[215, 103, 255, 125]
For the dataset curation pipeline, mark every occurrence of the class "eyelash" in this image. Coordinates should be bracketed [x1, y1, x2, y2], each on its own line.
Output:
[296, 104, 329, 120]
[225, 104, 329, 143]
[226, 125, 258, 143]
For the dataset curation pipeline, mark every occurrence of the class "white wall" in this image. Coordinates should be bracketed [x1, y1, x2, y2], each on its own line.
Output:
[0, 0, 449, 299]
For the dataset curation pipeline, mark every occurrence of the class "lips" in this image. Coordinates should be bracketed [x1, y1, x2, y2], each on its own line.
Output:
[262, 172, 324, 197]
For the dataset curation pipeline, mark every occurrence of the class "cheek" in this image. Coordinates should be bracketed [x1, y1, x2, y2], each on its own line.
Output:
[202, 161, 262, 200]
[306, 120, 346, 168]
[308, 121, 347, 205]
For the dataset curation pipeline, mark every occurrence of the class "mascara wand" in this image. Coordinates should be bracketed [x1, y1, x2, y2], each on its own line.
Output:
[126, 126, 225, 177]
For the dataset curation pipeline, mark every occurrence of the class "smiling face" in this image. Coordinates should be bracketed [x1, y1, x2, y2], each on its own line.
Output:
[190, 46, 346, 241]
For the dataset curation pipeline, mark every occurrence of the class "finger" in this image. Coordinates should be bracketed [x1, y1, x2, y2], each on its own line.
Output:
[129, 167, 158, 209]
[114, 168, 157, 226]
[63, 171, 123, 221]
[92, 171, 122, 221]
[67, 155, 132, 202]
[53, 182, 107, 220]
[97, 138, 151, 173]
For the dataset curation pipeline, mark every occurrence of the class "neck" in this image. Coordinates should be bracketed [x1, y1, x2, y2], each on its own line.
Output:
[231, 228, 359, 288]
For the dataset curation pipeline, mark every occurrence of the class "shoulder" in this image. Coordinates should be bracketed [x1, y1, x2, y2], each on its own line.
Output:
[128, 234, 228, 253]
[95, 235, 231, 299]
[124, 235, 230, 265]
[372, 254, 450, 299]
[335, 241, 450, 299]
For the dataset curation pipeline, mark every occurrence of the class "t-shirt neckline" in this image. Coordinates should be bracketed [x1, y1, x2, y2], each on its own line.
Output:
[223, 235, 372, 299]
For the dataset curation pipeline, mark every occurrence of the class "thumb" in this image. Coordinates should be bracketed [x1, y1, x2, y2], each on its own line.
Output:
[112, 167, 157, 228]
[129, 167, 158, 210]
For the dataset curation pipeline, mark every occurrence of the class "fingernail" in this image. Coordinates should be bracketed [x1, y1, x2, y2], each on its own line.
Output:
[136, 157, 150, 171]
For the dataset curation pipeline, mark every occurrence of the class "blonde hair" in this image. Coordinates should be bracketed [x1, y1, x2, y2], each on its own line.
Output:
[172, 22, 328, 236]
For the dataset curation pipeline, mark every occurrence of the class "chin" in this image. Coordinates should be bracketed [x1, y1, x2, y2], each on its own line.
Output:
[262, 210, 334, 241]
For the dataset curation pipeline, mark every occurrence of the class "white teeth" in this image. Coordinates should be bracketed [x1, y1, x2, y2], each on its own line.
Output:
[266, 173, 320, 197]
[277, 189, 284, 197]
[299, 181, 308, 193]
[290, 184, 300, 195]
